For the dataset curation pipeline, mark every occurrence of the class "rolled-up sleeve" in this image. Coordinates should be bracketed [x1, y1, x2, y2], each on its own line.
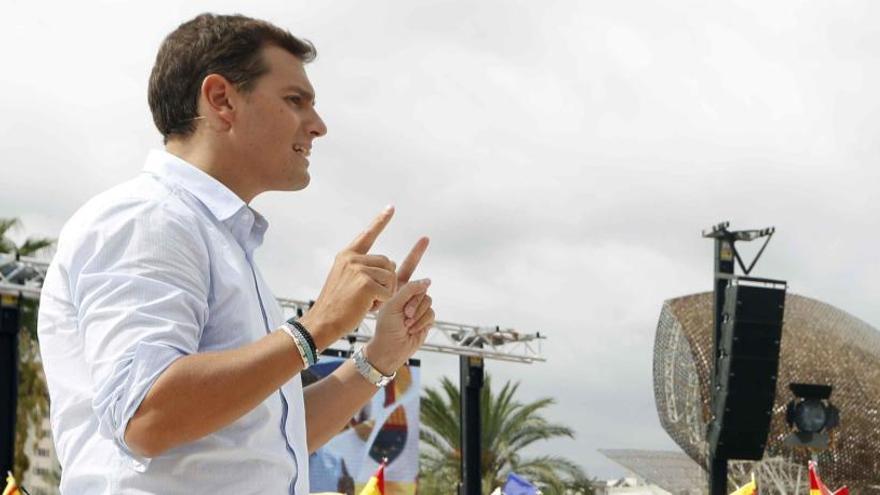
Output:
[70, 201, 210, 469]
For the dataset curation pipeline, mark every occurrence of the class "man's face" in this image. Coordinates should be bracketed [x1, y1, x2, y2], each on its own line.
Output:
[233, 44, 327, 193]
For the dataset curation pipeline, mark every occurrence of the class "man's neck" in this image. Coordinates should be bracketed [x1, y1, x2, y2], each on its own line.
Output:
[165, 139, 259, 203]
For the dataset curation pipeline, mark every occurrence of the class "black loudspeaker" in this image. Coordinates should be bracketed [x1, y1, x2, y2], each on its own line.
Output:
[708, 282, 786, 460]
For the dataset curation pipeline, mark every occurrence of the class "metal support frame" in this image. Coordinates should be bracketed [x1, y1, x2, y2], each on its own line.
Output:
[277, 297, 546, 364]
[459, 355, 484, 495]
[0, 294, 21, 477]
[728, 457, 806, 494]
[709, 454, 729, 495]
[703, 223, 738, 495]
[702, 222, 778, 495]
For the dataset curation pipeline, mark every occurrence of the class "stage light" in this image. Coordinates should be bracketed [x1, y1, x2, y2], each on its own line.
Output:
[784, 383, 839, 449]
[791, 400, 828, 433]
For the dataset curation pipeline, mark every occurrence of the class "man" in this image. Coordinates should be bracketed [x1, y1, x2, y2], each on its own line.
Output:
[37, 13, 435, 494]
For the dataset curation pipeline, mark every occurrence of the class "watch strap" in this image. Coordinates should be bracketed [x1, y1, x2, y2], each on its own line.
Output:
[352, 348, 396, 387]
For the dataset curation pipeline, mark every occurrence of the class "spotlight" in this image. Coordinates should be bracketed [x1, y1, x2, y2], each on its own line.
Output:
[784, 383, 840, 449]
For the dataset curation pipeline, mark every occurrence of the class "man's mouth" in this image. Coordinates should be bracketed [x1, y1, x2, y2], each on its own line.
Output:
[293, 144, 311, 157]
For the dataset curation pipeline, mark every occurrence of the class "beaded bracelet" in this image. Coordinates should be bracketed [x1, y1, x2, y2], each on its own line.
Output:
[287, 319, 318, 359]
[281, 322, 316, 368]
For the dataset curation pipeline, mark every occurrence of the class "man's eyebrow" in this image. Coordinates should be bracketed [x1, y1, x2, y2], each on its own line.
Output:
[282, 85, 315, 103]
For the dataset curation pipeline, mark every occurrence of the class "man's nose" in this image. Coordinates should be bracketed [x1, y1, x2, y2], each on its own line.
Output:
[308, 109, 328, 138]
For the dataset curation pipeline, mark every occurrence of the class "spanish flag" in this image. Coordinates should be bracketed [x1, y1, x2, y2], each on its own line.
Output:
[358, 462, 385, 495]
[809, 461, 849, 495]
[729, 473, 756, 495]
[3, 472, 21, 495]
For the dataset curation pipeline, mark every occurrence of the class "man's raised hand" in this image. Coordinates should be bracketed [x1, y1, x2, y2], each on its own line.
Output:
[365, 278, 436, 376]
[303, 206, 399, 349]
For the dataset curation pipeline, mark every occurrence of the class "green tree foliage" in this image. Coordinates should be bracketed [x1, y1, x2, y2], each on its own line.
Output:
[15, 308, 49, 482]
[1, 218, 54, 483]
[419, 375, 593, 495]
[0, 218, 54, 257]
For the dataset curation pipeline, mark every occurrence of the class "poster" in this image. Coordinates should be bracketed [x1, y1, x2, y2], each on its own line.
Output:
[307, 351, 421, 495]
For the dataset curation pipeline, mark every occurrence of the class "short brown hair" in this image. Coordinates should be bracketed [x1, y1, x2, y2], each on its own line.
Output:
[148, 13, 316, 143]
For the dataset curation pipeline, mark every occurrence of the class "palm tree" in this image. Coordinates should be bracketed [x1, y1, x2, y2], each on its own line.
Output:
[0, 218, 54, 259]
[419, 375, 593, 495]
[1, 217, 55, 483]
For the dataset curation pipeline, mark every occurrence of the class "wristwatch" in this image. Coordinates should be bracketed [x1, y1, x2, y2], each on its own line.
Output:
[352, 348, 396, 387]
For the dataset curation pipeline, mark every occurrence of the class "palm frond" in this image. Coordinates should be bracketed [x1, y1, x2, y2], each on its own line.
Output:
[419, 429, 455, 456]
[0, 218, 21, 237]
[420, 373, 591, 494]
[0, 219, 56, 257]
[0, 218, 21, 254]
[18, 237, 55, 256]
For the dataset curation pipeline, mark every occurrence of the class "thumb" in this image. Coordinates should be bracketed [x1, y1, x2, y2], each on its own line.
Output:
[389, 278, 431, 311]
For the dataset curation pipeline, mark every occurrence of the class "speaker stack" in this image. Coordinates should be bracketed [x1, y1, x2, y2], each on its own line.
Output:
[708, 281, 786, 460]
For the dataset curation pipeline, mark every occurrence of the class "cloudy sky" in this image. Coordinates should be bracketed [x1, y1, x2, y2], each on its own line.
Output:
[3, 0, 880, 480]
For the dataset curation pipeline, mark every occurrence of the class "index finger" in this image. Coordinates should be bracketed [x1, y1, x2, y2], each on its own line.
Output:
[347, 206, 395, 254]
[397, 236, 430, 285]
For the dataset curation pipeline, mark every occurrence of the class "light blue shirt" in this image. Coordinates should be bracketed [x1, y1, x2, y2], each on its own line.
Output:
[38, 150, 309, 494]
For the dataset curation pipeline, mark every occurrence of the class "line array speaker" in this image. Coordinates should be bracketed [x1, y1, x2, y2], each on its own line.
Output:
[708, 282, 786, 460]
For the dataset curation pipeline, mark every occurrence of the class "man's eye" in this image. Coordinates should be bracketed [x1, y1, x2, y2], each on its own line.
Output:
[286, 95, 302, 104]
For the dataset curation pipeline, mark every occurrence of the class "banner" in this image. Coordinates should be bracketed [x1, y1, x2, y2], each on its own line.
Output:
[308, 351, 420, 495]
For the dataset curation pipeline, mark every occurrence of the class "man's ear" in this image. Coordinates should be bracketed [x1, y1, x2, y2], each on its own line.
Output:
[199, 74, 236, 131]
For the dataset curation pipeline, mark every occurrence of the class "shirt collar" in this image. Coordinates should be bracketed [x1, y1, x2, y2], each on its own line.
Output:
[143, 149, 269, 255]
[143, 149, 246, 222]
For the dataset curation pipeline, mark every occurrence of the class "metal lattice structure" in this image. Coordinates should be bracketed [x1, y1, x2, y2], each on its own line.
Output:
[278, 298, 545, 363]
[654, 291, 880, 493]
[0, 255, 45, 299]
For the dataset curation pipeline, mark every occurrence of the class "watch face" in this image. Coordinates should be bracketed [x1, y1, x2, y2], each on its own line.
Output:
[353, 348, 397, 387]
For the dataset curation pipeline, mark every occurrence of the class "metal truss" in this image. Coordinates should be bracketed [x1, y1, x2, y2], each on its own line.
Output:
[729, 457, 806, 495]
[0, 255, 46, 299]
[278, 298, 545, 363]
[0, 255, 545, 363]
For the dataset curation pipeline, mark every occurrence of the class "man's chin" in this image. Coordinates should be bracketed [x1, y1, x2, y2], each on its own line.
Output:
[289, 173, 310, 191]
